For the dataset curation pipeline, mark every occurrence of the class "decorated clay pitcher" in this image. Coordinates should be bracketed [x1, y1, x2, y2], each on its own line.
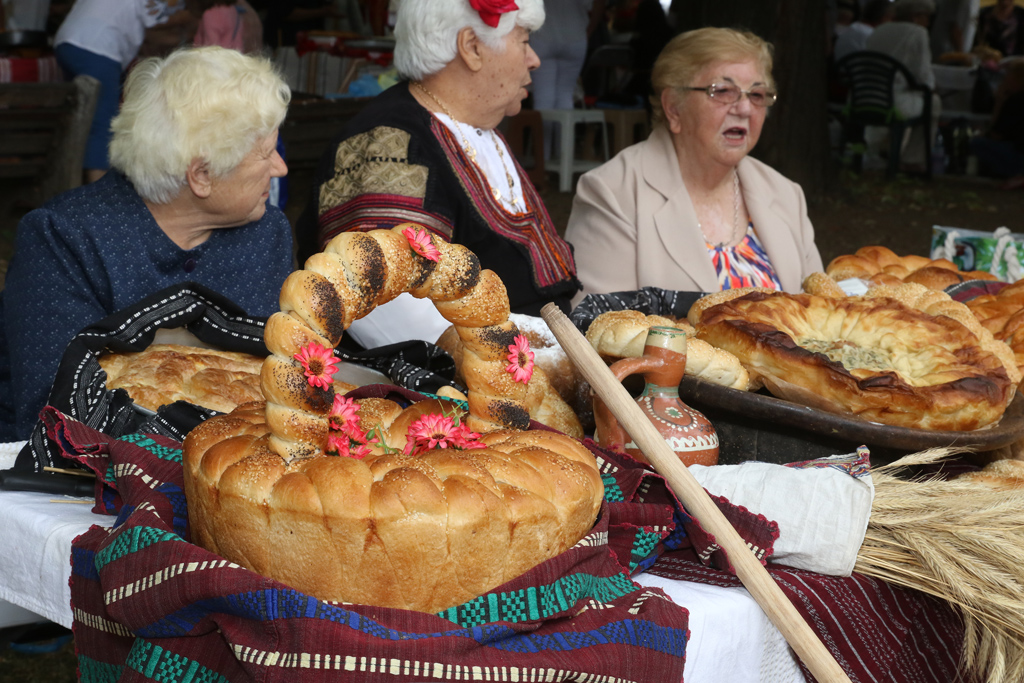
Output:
[593, 326, 719, 467]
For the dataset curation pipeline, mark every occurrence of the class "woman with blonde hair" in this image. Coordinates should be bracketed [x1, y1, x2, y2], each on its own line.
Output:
[0, 47, 293, 441]
[565, 27, 822, 302]
[296, 0, 580, 349]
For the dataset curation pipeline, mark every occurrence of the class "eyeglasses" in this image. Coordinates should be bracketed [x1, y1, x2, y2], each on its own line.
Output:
[682, 83, 777, 108]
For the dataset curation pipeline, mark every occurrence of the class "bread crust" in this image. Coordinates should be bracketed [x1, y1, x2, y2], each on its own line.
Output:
[183, 401, 603, 613]
[437, 314, 584, 437]
[696, 291, 1014, 430]
[588, 309, 751, 390]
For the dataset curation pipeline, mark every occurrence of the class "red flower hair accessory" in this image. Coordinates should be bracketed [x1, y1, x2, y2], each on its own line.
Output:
[468, 0, 519, 28]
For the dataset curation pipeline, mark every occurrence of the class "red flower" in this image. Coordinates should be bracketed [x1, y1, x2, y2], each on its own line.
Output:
[452, 421, 486, 450]
[402, 225, 440, 262]
[294, 342, 338, 390]
[341, 419, 368, 444]
[469, 0, 519, 27]
[326, 433, 348, 456]
[411, 413, 457, 449]
[505, 334, 534, 384]
[329, 395, 360, 430]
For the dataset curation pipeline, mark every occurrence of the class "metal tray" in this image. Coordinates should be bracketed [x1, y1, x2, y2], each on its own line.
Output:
[679, 376, 1024, 457]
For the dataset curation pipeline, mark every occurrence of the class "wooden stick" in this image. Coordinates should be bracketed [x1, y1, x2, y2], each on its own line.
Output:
[541, 303, 852, 683]
[43, 466, 96, 478]
[49, 499, 94, 504]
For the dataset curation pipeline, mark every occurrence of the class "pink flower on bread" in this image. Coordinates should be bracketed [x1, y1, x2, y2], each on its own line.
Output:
[505, 334, 534, 384]
[452, 422, 486, 450]
[406, 413, 458, 454]
[294, 342, 338, 390]
[329, 395, 360, 430]
[402, 225, 440, 262]
[469, 0, 519, 27]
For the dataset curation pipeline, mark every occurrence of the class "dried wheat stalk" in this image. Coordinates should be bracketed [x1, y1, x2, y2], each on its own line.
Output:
[855, 448, 1024, 683]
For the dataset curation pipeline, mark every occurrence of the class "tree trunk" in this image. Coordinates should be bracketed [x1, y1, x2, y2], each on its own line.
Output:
[671, 0, 831, 201]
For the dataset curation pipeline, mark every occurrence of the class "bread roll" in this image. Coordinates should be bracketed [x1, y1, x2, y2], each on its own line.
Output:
[825, 245, 1000, 292]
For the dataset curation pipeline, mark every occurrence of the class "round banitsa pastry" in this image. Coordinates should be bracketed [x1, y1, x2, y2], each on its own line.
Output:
[695, 291, 1015, 431]
[183, 225, 604, 613]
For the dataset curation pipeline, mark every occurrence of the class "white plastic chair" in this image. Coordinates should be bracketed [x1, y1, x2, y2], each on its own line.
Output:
[536, 109, 610, 193]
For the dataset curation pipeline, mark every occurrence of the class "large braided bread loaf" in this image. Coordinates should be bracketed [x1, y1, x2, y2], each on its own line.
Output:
[183, 225, 604, 613]
[262, 225, 530, 459]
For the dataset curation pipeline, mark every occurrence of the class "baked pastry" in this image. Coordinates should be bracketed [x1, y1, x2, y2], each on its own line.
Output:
[587, 310, 688, 359]
[801, 272, 847, 298]
[825, 245, 999, 290]
[99, 344, 264, 413]
[587, 309, 750, 391]
[100, 343, 359, 413]
[436, 313, 584, 437]
[696, 291, 1015, 431]
[183, 224, 604, 613]
[957, 459, 1024, 489]
[687, 287, 776, 327]
[864, 282, 1022, 386]
[966, 280, 1024, 381]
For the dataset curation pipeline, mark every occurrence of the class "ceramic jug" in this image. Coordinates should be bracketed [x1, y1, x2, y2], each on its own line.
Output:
[593, 326, 719, 467]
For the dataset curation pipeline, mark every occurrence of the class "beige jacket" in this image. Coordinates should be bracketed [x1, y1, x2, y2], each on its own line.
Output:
[565, 126, 823, 305]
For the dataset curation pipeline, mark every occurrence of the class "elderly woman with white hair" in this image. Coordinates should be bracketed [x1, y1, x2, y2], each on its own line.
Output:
[0, 46, 293, 441]
[295, 0, 581, 349]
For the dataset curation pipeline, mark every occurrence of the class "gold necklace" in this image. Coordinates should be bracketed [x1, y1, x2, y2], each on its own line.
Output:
[700, 170, 743, 249]
[412, 81, 519, 207]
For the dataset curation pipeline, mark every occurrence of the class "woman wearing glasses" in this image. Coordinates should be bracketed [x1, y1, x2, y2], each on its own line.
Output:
[565, 27, 822, 302]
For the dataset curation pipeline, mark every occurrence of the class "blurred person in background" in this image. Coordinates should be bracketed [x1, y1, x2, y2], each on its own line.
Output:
[971, 58, 1024, 186]
[193, 0, 264, 54]
[53, 0, 195, 183]
[865, 0, 939, 171]
[975, 0, 1024, 57]
[931, 0, 980, 59]
[834, 0, 895, 62]
[530, 0, 601, 160]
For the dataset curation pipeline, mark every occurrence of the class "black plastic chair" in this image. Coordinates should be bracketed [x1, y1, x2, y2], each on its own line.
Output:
[834, 50, 933, 179]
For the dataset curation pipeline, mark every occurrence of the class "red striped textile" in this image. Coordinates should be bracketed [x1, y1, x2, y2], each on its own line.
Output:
[0, 56, 62, 83]
[51, 407, 698, 683]
[649, 554, 965, 683]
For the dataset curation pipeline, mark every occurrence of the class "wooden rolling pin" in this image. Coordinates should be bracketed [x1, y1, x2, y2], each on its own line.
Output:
[541, 303, 852, 683]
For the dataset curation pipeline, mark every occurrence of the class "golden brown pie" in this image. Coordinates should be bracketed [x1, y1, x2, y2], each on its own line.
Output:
[99, 344, 265, 413]
[696, 291, 1015, 430]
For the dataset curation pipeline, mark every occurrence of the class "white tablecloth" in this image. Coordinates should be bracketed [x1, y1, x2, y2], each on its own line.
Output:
[0, 441, 802, 682]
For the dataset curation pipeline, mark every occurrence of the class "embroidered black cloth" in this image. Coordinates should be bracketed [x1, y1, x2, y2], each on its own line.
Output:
[13, 283, 461, 474]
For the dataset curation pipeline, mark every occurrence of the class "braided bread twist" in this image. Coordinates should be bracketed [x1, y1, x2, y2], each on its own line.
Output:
[260, 225, 530, 460]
